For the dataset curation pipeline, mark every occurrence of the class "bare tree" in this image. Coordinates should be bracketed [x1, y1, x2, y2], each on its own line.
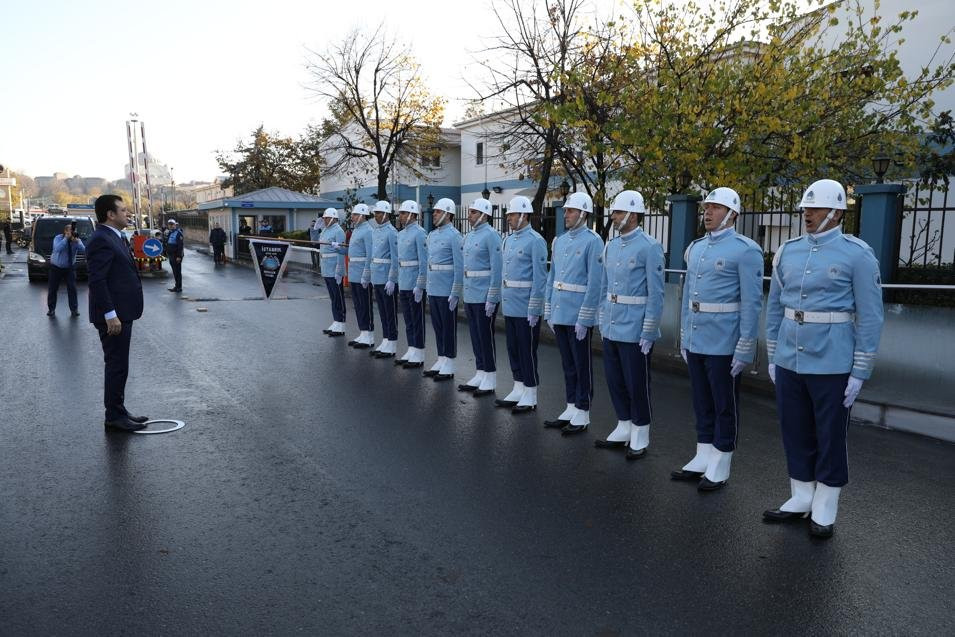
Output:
[307, 25, 445, 201]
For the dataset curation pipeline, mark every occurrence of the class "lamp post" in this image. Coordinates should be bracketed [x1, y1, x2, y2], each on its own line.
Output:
[678, 170, 692, 193]
[560, 179, 571, 200]
[872, 153, 890, 184]
[482, 186, 491, 200]
[427, 192, 435, 210]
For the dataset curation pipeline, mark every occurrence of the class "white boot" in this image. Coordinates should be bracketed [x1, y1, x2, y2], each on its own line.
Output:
[477, 371, 496, 391]
[630, 424, 650, 451]
[326, 321, 337, 332]
[429, 356, 446, 373]
[703, 449, 733, 483]
[515, 385, 537, 409]
[502, 381, 525, 402]
[682, 443, 713, 473]
[604, 420, 631, 442]
[569, 409, 589, 428]
[398, 348, 411, 363]
[374, 339, 387, 352]
[811, 483, 841, 526]
[438, 357, 456, 376]
[332, 321, 346, 333]
[557, 403, 577, 421]
[464, 371, 484, 388]
[381, 340, 397, 354]
[780, 479, 816, 513]
[360, 331, 375, 345]
[409, 348, 425, 363]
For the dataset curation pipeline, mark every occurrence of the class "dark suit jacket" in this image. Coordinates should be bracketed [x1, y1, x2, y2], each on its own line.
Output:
[86, 225, 144, 325]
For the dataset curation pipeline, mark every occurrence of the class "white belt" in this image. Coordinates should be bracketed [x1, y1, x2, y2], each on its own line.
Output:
[608, 293, 647, 305]
[689, 301, 740, 313]
[399, 260, 419, 267]
[372, 258, 391, 264]
[503, 279, 532, 288]
[320, 254, 337, 259]
[553, 281, 587, 293]
[350, 256, 366, 262]
[466, 270, 491, 278]
[784, 308, 853, 324]
[429, 264, 453, 271]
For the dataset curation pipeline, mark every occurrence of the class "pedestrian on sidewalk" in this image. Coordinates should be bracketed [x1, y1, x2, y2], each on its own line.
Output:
[209, 222, 227, 265]
[46, 222, 85, 317]
[165, 219, 184, 292]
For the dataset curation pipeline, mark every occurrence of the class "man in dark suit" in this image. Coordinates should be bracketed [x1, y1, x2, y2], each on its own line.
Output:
[88, 194, 149, 432]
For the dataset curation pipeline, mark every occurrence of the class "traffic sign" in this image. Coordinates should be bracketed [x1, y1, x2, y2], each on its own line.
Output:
[142, 238, 163, 257]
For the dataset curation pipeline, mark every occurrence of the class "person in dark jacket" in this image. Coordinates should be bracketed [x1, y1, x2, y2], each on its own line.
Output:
[88, 194, 148, 431]
[2, 222, 12, 254]
[209, 223, 227, 265]
[165, 219, 184, 291]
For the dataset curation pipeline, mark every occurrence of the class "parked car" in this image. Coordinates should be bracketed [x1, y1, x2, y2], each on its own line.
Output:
[27, 216, 95, 282]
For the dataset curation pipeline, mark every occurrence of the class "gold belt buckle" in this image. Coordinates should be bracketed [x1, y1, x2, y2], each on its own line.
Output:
[691, 300, 700, 312]
[794, 310, 804, 324]
[556, 282, 563, 290]
[503, 280, 509, 288]
[611, 294, 618, 303]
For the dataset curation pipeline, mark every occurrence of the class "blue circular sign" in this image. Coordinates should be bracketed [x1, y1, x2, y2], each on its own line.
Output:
[143, 238, 163, 257]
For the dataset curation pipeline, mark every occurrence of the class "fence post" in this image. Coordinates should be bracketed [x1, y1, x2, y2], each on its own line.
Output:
[855, 183, 906, 284]
[555, 204, 565, 236]
[666, 194, 702, 283]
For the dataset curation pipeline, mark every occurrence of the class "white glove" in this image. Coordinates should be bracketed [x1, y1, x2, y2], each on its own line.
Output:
[681, 348, 687, 363]
[527, 314, 539, 327]
[485, 301, 496, 317]
[335, 275, 343, 285]
[730, 359, 746, 377]
[361, 280, 370, 289]
[385, 281, 395, 296]
[639, 338, 652, 355]
[448, 295, 458, 311]
[413, 287, 423, 303]
[843, 376, 864, 408]
[574, 323, 588, 341]
[768, 364, 776, 384]
[331, 241, 340, 249]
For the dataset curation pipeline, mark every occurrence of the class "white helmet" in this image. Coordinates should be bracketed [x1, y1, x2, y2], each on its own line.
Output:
[469, 198, 492, 216]
[398, 200, 420, 215]
[167, 218, 178, 225]
[373, 200, 392, 214]
[800, 179, 846, 210]
[507, 196, 533, 214]
[564, 191, 593, 214]
[609, 190, 646, 214]
[433, 198, 456, 215]
[322, 207, 340, 220]
[703, 187, 741, 214]
[352, 203, 371, 217]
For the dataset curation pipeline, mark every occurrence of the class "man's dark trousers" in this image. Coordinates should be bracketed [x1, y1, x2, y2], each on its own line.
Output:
[465, 302, 497, 372]
[324, 277, 347, 322]
[213, 244, 225, 264]
[352, 283, 375, 331]
[374, 284, 399, 341]
[429, 294, 457, 359]
[505, 316, 540, 387]
[170, 256, 182, 289]
[554, 324, 594, 411]
[95, 322, 133, 421]
[399, 290, 425, 348]
[47, 265, 78, 313]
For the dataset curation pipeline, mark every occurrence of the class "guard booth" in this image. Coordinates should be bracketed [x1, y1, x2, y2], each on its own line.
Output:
[197, 187, 339, 261]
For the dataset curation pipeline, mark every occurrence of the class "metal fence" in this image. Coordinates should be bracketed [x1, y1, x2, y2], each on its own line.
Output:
[899, 182, 955, 271]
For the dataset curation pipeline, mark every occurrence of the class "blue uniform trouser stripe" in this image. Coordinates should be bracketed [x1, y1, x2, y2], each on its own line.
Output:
[373, 284, 399, 341]
[602, 338, 653, 426]
[775, 366, 851, 487]
[429, 295, 458, 358]
[685, 352, 741, 451]
[504, 316, 541, 387]
[323, 277, 347, 322]
[351, 283, 375, 331]
[554, 324, 593, 410]
[465, 302, 497, 372]
[398, 290, 425, 349]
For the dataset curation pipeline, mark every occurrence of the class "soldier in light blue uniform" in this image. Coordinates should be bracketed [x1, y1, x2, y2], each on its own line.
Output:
[593, 190, 665, 459]
[318, 207, 347, 337]
[458, 198, 504, 397]
[669, 187, 763, 489]
[493, 196, 548, 412]
[395, 200, 428, 368]
[423, 198, 464, 380]
[346, 203, 375, 349]
[369, 200, 400, 359]
[544, 191, 605, 431]
[763, 178, 884, 539]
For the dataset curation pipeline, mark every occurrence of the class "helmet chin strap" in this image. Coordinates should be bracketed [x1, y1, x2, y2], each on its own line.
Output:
[715, 210, 735, 231]
[617, 212, 631, 231]
[814, 209, 839, 234]
[571, 211, 587, 230]
[436, 212, 448, 227]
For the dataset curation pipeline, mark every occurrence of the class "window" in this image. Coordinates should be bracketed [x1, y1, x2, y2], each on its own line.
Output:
[476, 142, 484, 166]
[420, 148, 440, 169]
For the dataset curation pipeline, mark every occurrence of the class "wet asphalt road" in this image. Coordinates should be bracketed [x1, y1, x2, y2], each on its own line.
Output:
[0, 246, 952, 635]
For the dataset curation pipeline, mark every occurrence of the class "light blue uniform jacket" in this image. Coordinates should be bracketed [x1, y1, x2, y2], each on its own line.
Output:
[397, 223, 428, 292]
[463, 222, 503, 304]
[598, 228, 665, 343]
[426, 223, 464, 298]
[544, 227, 605, 327]
[501, 224, 548, 317]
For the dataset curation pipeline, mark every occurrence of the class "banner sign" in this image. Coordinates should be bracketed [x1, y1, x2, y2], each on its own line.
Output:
[250, 239, 291, 300]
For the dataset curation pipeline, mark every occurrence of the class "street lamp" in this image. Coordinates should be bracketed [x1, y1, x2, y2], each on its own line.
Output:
[872, 152, 891, 184]
[482, 187, 491, 200]
[427, 193, 435, 210]
[560, 179, 570, 200]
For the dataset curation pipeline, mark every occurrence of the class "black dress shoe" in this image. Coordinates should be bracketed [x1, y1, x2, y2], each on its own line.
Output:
[328, 331, 345, 337]
[104, 418, 147, 432]
[423, 369, 440, 377]
[348, 340, 359, 347]
[543, 418, 570, 428]
[762, 509, 810, 523]
[511, 404, 536, 413]
[472, 388, 494, 397]
[395, 359, 408, 366]
[323, 329, 333, 334]
[352, 342, 371, 349]
[494, 398, 518, 408]
[403, 361, 423, 369]
[457, 384, 478, 392]
[698, 477, 726, 491]
[125, 414, 150, 424]
[374, 352, 395, 359]
[168, 287, 181, 292]
[561, 423, 587, 435]
[434, 373, 454, 381]
[670, 469, 705, 481]
[47, 310, 55, 317]
[594, 438, 627, 448]
[70, 310, 80, 317]
[809, 521, 834, 538]
[626, 447, 647, 460]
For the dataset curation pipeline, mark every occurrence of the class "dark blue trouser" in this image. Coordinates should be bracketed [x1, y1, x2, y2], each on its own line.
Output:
[96, 321, 133, 422]
[429, 294, 457, 358]
[398, 290, 425, 349]
[323, 277, 347, 322]
[373, 284, 399, 341]
[686, 352, 741, 452]
[351, 283, 375, 331]
[775, 366, 851, 487]
[465, 302, 497, 372]
[47, 265, 77, 312]
[505, 316, 541, 387]
[602, 338, 652, 426]
[554, 324, 593, 410]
